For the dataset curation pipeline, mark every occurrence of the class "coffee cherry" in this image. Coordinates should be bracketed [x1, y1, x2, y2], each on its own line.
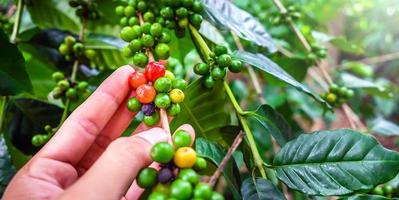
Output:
[141, 103, 156, 116]
[150, 23, 163, 37]
[173, 130, 191, 148]
[122, 46, 133, 57]
[214, 45, 227, 56]
[182, 0, 194, 7]
[194, 157, 207, 171]
[131, 25, 142, 36]
[129, 39, 142, 53]
[160, 7, 174, 19]
[127, 97, 142, 112]
[73, 42, 84, 55]
[52, 87, 64, 99]
[115, 5, 125, 16]
[326, 93, 337, 103]
[137, 167, 158, 188]
[329, 84, 340, 93]
[170, 180, 193, 200]
[144, 111, 160, 126]
[52, 72, 65, 82]
[194, 63, 209, 75]
[194, 183, 212, 199]
[148, 192, 167, 200]
[164, 70, 175, 81]
[384, 185, 394, 195]
[84, 49, 97, 60]
[192, 0, 204, 13]
[141, 34, 154, 47]
[57, 80, 70, 90]
[152, 183, 171, 196]
[159, 32, 172, 43]
[189, 13, 203, 28]
[155, 93, 171, 109]
[172, 78, 187, 91]
[174, 147, 197, 168]
[204, 75, 215, 88]
[158, 167, 174, 183]
[169, 89, 185, 103]
[145, 61, 166, 82]
[372, 186, 384, 196]
[77, 81, 89, 91]
[65, 88, 77, 99]
[167, 103, 181, 116]
[211, 192, 225, 200]
[141, 22, 152, 34]
[129, 72, 147, 89]
[176, 7, 188, 18]
[64, 36, 76, 47]
[143, 11, 155, 22]
[133, 52, 149, 67]
[345, 89, 354, 99]
[120, 17, 128, 26]
[128, 17, 140, 26]
[217, 54, 232, 67]
[178, 169, 199, 185]
[136, 84, 156, 103]
[137, 1, 147, 12]
[59, 44, 70, 55]
[154, 77, 172, 92]
[124, 6, 136, 17]
[338, 86, 349, 97]
[211, 67, 226, 80]
[120, 27, 137, 42]
[151, 142, 174, 163]
[229, 59, 243, 73]
[155, 43, 170, 59]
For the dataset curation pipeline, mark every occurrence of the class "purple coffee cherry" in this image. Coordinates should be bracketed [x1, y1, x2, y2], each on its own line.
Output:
[141, 103, 156, 116]
[158, 167, 174, 183]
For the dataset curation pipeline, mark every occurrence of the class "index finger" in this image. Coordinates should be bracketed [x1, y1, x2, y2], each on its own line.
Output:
[37, 66, 135, 165]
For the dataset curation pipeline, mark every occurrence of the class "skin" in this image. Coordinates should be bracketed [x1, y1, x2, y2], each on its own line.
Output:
[3, 66, 195, 200]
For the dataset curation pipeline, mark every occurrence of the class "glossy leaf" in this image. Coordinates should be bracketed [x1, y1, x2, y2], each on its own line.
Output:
[232, 51, 328, 107]
[0, 31, 32, 96]
[241, 177, 286, 200]
[170, 79, 230, 143]
[370, 117, 399, 136]
[246, 104, 293, 146]
[0, 135, 16, 196]
[195, 138, 241, 199]
[202, 0, 277, 52]
[199, 20, 229, 47]
[273, 129, 399, 196]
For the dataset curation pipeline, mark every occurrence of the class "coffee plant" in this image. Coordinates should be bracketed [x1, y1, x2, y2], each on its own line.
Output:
[0, 0, 399, 199]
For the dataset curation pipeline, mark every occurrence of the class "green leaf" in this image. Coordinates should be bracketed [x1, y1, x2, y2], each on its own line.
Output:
[195, 138, 241, 199]
[339, 194, 399, 200]
[370, 117, 399, 137]
[26, 0, 79, 32]
[241, 177, 286, 200]
[340, 73, 393, 98]
[201, 0, 277, 52]
[273, 129, 399, 196]
[0, 30, 32, 96]
[232, 51, 328, 107]
[170, 79, 230, 143]
[246, 104, 292, 147]
[199, 20, 229, 47]
[0, 134, 16, 196]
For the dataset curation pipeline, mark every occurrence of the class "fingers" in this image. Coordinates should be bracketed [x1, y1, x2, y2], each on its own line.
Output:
[38, 66, 135, 165]
[59, 128, 169, 200]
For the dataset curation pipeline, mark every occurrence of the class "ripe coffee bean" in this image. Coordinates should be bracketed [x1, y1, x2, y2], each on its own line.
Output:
[158, 167, 174, 183]
[141, 103, 156, 116]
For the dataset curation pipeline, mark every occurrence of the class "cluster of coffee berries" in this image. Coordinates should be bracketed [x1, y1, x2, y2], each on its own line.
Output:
[158, 0, 204, 37]
[137, 129, 224, 200]
[0, 15, 12, 32]
[271, 5, 301, 25]
[58, 36, 97, 62]
[306, 43, 327, 65]
[372, 184, 397, 198]
[69, 0, 101, 20]
[322, 84, 354, 107]
[127, 61, 187, 126]
[31, 125, 56, 147]
[116, 2, 172, 67]
[194, 45, 243, 89]
[51, 71, 90, 101]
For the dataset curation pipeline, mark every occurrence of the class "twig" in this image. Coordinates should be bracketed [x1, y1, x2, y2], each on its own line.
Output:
[358, 51, 399, 64]
[208, 131, 245, 187]
[0, 96, 8, 133]
[10, 0, 24, 44]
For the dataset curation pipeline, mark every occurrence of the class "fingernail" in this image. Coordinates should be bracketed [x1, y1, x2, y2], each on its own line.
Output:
[136, 127, 168, 145]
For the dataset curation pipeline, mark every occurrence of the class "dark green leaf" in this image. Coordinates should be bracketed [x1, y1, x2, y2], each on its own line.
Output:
[0, 134, 16, 196]
[273, 129, 399, 196]
[196, 138, 241, 199]
[170, 79, 231, 144]
[339, 194, 399, 200]
[241, 177, 286, 200]
[202, 0, 277, 52]
[26, 0, 79, 32]
[232, 51, 328, 107]
[0, 31, 32, 96]
[246, 104, 292, 146]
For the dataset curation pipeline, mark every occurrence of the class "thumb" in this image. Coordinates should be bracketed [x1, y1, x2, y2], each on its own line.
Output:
[59, 128, 169, 200]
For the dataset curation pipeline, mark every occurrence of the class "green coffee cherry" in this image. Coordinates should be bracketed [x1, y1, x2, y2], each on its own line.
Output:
[144, 111, 160, 126]
[217, 54, 232, 67]
[128, 17, 140, 26]
[124, 6, 136, 17]
[189, 13, 203, 28]
[211, 67, 226, 80]
[204, 75, 215, 88]
[173, 130, 192, 148]
[214, 45, 228, 56]
[229, 60, 243, 73]
[160, 7, 174, 19]
[159, 32, 171, 43]
[122, 46, 134, 57]
[143, 11, 155, 22]
[137, 1, 148, 12]
[155, 93, 171, 109]
[154, 77, 172, 92]
[127, 97, 142, 112]
[77, 81, 89, 91]
[137, 167, 158, 188]
[155, 43, 170, 59]
[65, 88, 77, 99]
[167, 103, 181, 116]
[59, 44, 70, 55]
[129, 39, 142, 53]
[150, 23, 163, 37]
[194, 63, 209, 75]
[52, 72, 65, 82]
[172, 78, 187, 91]
[115, 5, 125, 16]
[151, 141, 174, 163]
[133, 52, 149, 67]
[194, 157, 207, 170]
[84, 49, 97, 60]
[57, 80, 70, 90]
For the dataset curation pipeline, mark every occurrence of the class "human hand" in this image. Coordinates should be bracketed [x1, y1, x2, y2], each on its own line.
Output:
[3, 66, 195, 200]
